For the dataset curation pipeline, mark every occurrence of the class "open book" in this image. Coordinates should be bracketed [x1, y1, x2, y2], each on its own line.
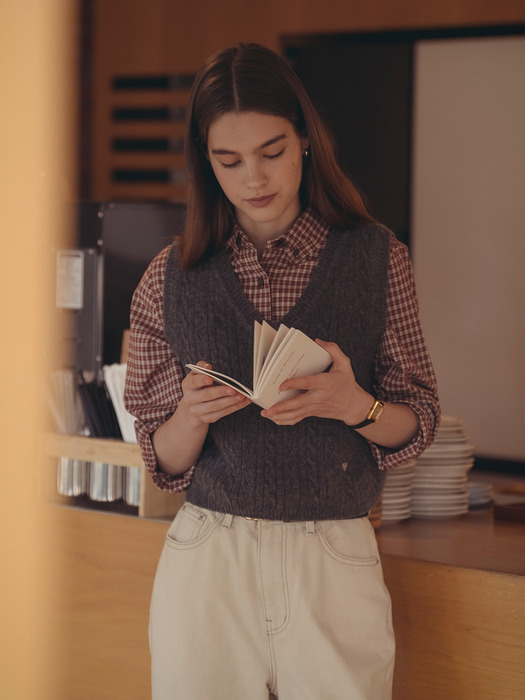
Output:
[186, 321, 332, 410]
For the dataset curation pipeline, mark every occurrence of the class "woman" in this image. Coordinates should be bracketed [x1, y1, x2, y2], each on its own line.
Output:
[124, 43, 440, 700]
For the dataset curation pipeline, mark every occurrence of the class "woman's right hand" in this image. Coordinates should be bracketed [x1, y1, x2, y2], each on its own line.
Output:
[180, 361, 251, 425]
[152, 361, 250, 476]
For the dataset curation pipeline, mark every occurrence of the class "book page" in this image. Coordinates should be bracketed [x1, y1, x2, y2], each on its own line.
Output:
[185, 364, 254, 399]
[254, 330, 332, 409]
[253, 321, 262, 385]
[253, 321, 278, 387]
[185, 323, 331, 411]
[256, 327, 294, 391]
[257, 323, 291, 385]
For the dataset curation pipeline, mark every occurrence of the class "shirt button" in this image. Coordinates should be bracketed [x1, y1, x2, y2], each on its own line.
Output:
[293, 248, 300, 257]
[257, 277, 265, 287]
[274, 238, 286, 248]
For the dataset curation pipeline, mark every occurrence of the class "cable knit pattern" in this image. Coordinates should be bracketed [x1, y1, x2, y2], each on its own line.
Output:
[164, 223, 390, 520]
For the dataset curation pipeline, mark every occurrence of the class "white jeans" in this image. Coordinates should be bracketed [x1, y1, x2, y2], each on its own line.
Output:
[150, 503, 395, 699]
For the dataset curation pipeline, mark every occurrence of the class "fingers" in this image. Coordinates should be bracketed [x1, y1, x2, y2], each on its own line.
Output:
[183, 360, 251, 423]
[261, 393, 313, 425]
[261, 409, 304, 426]
[186, 372, 214, 390]
[316, 339, 352, 370]
[188, 386, 250, 423]
[279, 341, 352, 395]
[279, 373, 321, 392]
[263, 343, 358, 425]
[316, 338, 344, 358]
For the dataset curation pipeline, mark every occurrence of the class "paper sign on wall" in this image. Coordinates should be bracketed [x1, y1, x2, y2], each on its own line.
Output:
[56, 250, 84, 310]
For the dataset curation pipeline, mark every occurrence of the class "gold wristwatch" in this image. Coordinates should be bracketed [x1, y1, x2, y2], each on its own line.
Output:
[347, 399, 385, 429]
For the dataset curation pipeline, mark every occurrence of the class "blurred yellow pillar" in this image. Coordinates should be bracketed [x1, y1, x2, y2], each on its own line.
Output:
[0, 1, 77, 697]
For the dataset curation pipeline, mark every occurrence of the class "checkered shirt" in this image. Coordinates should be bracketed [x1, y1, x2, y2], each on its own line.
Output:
[124, 209, 440, 492]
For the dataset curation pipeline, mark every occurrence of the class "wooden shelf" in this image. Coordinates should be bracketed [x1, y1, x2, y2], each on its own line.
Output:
[40, 433, 183, 520]
[41, 433, 144, 467]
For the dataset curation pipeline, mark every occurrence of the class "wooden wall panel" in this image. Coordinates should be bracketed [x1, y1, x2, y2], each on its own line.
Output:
[383, 555, 525, 700]
[47, 507, 166, 700]
[90, 0, 525, 201]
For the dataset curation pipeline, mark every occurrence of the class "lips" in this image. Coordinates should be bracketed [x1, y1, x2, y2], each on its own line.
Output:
[247, 194, 276, 208]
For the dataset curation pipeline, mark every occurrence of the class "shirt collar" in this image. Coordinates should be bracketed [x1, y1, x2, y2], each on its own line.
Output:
[227, 208, 330, 263]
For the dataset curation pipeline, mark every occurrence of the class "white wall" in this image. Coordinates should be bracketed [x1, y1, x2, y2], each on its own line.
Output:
[412, 35, 525, 460]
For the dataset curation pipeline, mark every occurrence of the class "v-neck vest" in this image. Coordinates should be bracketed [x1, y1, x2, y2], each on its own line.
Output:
[164, 222, 390, 520]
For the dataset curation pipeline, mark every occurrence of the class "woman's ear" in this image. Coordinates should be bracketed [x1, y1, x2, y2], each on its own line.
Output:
[301, 135, 310, 156]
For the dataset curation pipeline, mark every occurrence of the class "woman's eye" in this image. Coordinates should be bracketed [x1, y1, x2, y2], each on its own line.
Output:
[218, 148, 284, 169]
[265, 149, 284, 160]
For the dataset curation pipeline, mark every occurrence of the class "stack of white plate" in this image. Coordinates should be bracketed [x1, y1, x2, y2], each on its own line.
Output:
[411, 416, 474, 520]
[467, 480, 493, 508]
[381, 460, 416, 524]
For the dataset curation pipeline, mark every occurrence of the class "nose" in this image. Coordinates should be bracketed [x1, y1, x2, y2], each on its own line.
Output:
[245, 159, 267, 190]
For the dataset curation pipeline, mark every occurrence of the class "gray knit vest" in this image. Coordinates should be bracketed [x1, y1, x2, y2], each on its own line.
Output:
[164, 222, 390, 520]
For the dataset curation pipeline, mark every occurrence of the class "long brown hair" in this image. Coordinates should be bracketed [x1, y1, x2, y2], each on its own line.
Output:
[180, 43, 374, 269]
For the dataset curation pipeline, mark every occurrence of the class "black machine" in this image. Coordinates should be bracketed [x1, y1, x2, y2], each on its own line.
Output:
[56, 201, 186, 378]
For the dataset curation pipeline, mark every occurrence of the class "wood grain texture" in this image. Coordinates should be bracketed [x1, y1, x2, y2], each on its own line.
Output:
[383, 555, 525, 699]
[90, 0, 525, 200]
[47, 505, 525, 699]
[378, 508, 525, 576]
[47, 507, 167, 700]
[41, 433, 145, 468]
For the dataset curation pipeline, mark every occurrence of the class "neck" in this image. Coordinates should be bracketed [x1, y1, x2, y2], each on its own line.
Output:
[239, 221, 286, 254]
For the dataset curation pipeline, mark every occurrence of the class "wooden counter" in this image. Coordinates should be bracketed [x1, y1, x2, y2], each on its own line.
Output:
[378, 507, 525, 576]
[45, 501, 525, 699]
[40, 437, 525, 699]
[379, 508, 525, 699]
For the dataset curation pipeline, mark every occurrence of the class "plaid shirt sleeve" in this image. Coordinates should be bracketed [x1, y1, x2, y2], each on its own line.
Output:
[123, 245, 195, 492]
[369, 235, 441, 469]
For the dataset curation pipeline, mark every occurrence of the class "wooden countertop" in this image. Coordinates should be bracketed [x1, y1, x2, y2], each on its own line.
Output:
[377, 470, 525, 577]
[377, 506, 525, 577]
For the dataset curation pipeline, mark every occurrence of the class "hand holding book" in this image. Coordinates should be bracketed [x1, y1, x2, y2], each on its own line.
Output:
[186, 321, 332, 410]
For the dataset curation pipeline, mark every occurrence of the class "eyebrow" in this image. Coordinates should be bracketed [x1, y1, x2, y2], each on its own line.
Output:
[210, 133, 287, 156]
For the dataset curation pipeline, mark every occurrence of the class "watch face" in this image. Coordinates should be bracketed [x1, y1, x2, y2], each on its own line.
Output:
[370, 401, 385, 422]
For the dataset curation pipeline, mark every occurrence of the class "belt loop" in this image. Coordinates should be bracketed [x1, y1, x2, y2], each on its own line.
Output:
[222, 513, 233, 529]
[304, 521, 315, 535]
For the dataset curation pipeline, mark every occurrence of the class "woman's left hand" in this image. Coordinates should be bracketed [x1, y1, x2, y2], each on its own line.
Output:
[261, 339, 373, 426]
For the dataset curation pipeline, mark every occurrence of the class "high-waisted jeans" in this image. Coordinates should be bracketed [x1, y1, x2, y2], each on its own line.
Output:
[150, 503, 395, 699]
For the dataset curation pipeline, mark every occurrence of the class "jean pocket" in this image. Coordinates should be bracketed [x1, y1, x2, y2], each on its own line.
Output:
[316, 518, 379, 566]
[165, 503, 222, 549]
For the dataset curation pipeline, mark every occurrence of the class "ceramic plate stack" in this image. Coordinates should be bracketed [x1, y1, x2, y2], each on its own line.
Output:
[381, 460, 416, 524]
[467, 480, 493, 509]
[411, 416, 474, 520]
